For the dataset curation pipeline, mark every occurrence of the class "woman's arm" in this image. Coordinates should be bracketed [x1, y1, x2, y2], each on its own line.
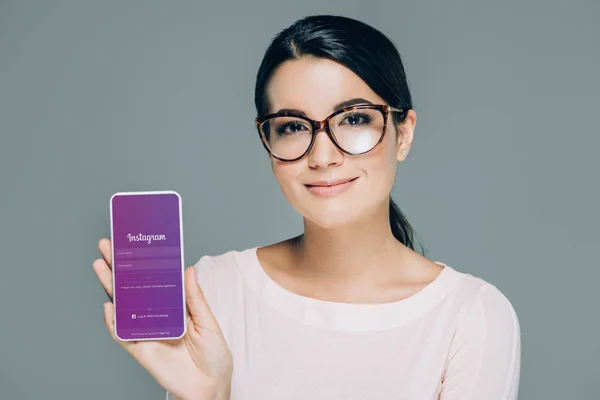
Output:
[165, 255, 232, 400]
[439, 282, 521, 399]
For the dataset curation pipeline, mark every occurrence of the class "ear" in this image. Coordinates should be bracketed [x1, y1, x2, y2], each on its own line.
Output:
[396, 109, 416, 162]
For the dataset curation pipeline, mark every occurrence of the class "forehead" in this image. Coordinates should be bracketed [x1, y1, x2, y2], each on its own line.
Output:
[266, 57, 385, 119]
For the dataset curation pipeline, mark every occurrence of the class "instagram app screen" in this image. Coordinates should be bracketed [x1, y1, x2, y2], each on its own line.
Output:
[110, 192, 185, 340]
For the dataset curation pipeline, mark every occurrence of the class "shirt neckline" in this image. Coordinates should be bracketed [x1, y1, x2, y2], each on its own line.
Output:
[242, 246, 463, 332]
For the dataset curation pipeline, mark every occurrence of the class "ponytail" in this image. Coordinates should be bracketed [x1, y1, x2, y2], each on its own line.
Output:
[389, 198, 426, 255]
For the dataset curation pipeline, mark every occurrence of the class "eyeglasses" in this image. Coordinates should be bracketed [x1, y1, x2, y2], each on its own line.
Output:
[255, 104, 409, 162]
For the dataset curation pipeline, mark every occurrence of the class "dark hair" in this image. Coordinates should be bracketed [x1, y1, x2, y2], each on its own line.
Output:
[254, 14, 426, 255]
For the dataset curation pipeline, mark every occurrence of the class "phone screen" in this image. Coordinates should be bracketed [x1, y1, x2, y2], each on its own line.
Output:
[110, 191, 186, 341]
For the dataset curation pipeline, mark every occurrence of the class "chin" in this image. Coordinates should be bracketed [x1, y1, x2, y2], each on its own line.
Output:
[301, 206, 365, 229]
[283, 184, 386, 229]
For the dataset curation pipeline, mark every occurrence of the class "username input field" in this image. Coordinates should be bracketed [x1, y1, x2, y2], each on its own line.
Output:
[114, 246, 181, 259]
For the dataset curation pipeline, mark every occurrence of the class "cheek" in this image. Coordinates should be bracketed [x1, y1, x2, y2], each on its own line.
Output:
[384, 126, 401, 161]
[362, 131, 399, 188]
[271, 159, 301, 199]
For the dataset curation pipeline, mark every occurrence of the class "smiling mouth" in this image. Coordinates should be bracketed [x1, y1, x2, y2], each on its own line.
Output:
[305, 177, 359, 187]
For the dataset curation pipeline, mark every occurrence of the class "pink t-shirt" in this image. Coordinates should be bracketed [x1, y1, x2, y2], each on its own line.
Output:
[167, 247, 520, 400]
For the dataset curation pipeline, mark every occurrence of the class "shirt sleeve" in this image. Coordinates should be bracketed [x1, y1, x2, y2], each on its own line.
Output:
[439, 282, 521, 400]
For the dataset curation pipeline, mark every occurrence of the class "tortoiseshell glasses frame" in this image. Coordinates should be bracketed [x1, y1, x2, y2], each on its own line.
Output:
[255, 104, 409, 162]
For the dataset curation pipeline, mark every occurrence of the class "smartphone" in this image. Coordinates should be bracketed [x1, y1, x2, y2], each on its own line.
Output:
[109, 190, 186, 341]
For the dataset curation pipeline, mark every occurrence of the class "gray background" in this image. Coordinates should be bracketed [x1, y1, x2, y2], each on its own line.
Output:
[1, 0, 598, 398]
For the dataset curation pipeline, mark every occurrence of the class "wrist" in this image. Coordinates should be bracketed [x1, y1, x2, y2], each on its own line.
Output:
[210, 382, 231, 400]
[182, 380, 231, 400]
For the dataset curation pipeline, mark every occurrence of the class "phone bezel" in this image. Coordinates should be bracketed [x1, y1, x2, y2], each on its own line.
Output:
[109, 190, 187, 341]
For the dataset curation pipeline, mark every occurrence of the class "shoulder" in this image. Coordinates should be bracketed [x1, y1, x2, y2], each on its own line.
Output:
[191, 247, 257, 306]
[193, 247, 254, 286]
[459, 271, 518, 325]
[445, 267, 520, 346]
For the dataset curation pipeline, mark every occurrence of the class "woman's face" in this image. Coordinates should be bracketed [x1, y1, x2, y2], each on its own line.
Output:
[265, 57, 415, 229]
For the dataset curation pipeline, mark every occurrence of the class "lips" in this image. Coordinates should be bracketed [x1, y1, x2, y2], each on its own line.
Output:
[305, 177, 358, 187]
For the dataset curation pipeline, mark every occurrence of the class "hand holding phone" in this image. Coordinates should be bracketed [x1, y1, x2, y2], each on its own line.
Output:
[93, 191, 233, 400]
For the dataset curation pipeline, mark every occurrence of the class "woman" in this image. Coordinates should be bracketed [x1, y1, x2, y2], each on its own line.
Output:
[94, 15, 520, 400]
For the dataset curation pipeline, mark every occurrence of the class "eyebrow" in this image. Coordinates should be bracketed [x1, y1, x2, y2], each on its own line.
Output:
[275, 98, 374, 117]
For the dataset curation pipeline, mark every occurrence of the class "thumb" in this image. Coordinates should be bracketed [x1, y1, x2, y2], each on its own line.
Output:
[185, 266, 222, 334]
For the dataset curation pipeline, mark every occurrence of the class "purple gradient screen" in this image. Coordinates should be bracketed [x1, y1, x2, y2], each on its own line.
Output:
[111, 192, 185, 340]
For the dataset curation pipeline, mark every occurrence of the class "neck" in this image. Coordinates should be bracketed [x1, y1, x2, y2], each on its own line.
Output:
[292, 200, 407, 284]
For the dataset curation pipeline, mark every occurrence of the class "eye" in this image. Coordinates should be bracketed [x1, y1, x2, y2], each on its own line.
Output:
[341, 112, 372, 126]
[275, 120, 310, 135]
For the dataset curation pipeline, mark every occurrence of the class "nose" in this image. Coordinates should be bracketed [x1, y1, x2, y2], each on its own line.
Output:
[307, 127, 344, 169]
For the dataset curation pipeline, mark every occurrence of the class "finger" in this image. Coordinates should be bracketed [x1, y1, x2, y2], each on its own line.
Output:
[93, 258, 113, 300]
[98, 238, 112, 268]
[185, 266, 222, 334]
[103, 302, 137, 353]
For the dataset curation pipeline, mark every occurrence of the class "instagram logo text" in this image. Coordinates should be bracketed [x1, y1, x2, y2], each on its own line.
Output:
[127, 233, 167, 244]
